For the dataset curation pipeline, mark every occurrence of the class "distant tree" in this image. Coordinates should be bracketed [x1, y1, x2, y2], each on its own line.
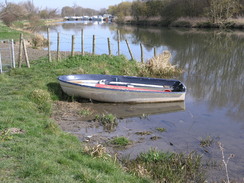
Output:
[21, 0, 38, 15]
[61, 6, 75, 17]
[107, 5, 117, 15]
[145, 0, 165, 17]
[206, 0, 241, 24]
[74, 6, 84, 16]
[99, 8, 107, 15]
[108, 2, 132, 21]
[0, 2, 27, 26]
[131, 1, 147, 21]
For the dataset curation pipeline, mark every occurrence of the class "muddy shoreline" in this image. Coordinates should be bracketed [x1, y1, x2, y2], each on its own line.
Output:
[51, 100, 244, 182]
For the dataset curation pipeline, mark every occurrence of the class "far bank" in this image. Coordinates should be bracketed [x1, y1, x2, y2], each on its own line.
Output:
[116, 16, 244, 29]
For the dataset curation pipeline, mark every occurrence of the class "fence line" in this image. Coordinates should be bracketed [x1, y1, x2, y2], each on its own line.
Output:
[45, 28, 156, 63]
[0, 28, 161, 72]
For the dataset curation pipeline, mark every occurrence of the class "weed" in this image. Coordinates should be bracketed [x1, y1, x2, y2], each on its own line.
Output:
[150, 136, 161, 140]
[83, 144, 108, 158]
[135, 131, 152, 135]
[44, 120, 60, 134]
[110, 136, 131, 146]
[29, 89, 52, 114]
[200, 136, 214, 147]
[79, 108, 92, 116]
[0, 129, 13, 142]
[123, 149, 205, 182]
[95, 113, 118, 132]
[156, 127, 167, 132]
[218, 142, 235, 183]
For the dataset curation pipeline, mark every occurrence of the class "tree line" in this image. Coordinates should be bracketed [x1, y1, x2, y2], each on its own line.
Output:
[1, 0, 243, 28]
[108, 0, 244, 25]
[0, 0, 61, 26]
[0, 1, 106, 27]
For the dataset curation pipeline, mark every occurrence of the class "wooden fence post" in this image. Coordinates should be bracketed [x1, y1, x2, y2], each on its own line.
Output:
[57, 32, 60, 61]
[117, 30, 120, 55]
[125, 39, 134, 60]
[22, 39, 30, 68]
[11, 39, 15, 68]
[107, 37, 111, 55]
[71, 35, 75, 57]
[81, 29, 84, 55]
[47, 28, 52, 62]
[140, 43, 144, 63]
[154, 47, 157, 57]
[92, 35, 95, 55]
[18, 33, 23, 68]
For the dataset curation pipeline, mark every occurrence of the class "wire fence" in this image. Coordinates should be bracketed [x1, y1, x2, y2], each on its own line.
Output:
[0, 28, 165, 73]
[0, 40, 15, 73]
[44, 28, 159, 62]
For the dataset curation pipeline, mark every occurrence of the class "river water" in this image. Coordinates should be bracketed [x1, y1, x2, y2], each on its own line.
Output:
[40, 21, 244, 181]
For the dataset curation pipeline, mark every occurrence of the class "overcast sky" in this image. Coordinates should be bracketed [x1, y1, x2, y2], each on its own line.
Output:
[4, 0, 132, 10]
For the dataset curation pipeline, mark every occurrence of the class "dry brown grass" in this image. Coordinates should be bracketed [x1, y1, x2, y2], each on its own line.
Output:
[139, 50, 182, 78]
[147, 50, 172, 69]
[83, 144, 108, 158]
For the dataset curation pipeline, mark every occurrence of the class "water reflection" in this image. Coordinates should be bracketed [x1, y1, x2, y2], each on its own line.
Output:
[114, 26, 244, 121]
[82, 102, 185, 119]
[170, 31, 244, 121]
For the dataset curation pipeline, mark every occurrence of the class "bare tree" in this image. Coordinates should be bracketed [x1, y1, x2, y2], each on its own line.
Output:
[0, 2, 28, 26]
[206, 0, 241, 24]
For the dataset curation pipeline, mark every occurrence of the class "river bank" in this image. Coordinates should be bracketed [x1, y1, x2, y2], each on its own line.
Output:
[0, 54, 209, 183]
[117, 16, 244, 29]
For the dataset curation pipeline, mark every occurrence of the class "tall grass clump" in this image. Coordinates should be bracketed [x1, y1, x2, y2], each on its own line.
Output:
[110, 136, 131, 146]
[139, 50, 182, 78]
[95, 113, 118, 132]
[123, 149, 206, 182]
[29, 89, 52, 115]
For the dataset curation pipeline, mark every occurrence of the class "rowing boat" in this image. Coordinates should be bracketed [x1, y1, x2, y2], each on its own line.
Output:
[58, 74, 186, 103]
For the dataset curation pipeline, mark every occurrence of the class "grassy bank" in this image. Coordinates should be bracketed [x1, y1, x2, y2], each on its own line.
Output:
[0, 55, 150, 183]
[0, 22, 27, 41]
[0, 54, 205, 182]
[0, 21, 47, 48]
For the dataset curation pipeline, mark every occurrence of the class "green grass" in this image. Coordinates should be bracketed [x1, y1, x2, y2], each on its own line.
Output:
[0, 22, 27, 41]
[78, 108, 93, 116]
[123, 149, 205, 182]
[0, 55, 151, 183]
[110, 136, 131, 146]
[95, 113, 118, 132]
[199, 136, 214, 148]
[156, 127, 167, 132]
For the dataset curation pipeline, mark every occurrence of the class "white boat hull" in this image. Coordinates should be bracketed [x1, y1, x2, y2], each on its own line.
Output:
[59, 80, 185, 103]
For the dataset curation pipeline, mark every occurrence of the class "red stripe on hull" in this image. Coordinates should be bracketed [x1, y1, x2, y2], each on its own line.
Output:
[95, 84, 171, 92]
